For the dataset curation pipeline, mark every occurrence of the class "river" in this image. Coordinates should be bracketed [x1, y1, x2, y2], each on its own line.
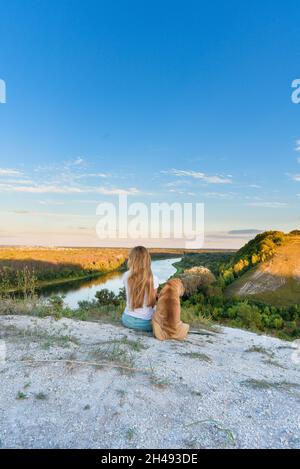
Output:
[39, 257, 181, 309]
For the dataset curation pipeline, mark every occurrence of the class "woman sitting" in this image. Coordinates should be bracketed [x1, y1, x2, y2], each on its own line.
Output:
[122, 246, 159, 332]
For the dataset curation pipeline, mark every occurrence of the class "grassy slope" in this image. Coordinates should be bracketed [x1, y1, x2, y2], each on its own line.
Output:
[226, 236, 300, 307]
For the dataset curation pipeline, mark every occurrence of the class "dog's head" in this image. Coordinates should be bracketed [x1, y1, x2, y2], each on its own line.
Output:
[167, 278, 185, 297]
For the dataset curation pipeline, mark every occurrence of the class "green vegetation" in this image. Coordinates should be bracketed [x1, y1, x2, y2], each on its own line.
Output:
[180, 288, 300, 339]
[0, 246, 192, 293]
[126, 428, 137, 441]
[185, 419, 236, 446]
[0, 234, 299, 339]
[174, 235, 300, 339]
[1, 240, 298, 339]
[219, 231, 286, 287]
[173, 251, 234, 277]
[0, 247, 129, 292]
[245, 346, 274, 357]
[225, 231, 300, 306]
[95, 288, 125, 306]
[241, 379, 300, 393]
[35, 392, 48, 400]
[180, 352, 212, 362]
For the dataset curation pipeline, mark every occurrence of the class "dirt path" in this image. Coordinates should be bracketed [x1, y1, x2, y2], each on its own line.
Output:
[0, 315, 299, 449]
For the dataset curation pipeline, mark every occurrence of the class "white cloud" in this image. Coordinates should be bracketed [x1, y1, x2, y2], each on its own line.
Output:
[39, 200, 66, 206]
[295, 140, 300, 153]
[7, 210, 95, 219]
[164, 180, 190, 188]
[97, 187, 139, 195]
[0, 168, 23, 176]
[0, 178, 33, 185]
[204, 192, 234, 199]
[0, 183, 139, 195]
[86, 172, 111, 178]
[292, 174, 300, 182]
[73, 157, 85, 166]
[164, 169, 232, 184]
[0, 160, 140, 197]
[246, 202, 287, 208]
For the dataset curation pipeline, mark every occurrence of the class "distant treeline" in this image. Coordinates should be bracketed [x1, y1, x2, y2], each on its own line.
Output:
[0, 247, 129, 290]
[0, 246, 209, 291]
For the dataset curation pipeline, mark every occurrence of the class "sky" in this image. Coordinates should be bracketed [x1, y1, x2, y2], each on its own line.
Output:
[0, 0, 300, 248]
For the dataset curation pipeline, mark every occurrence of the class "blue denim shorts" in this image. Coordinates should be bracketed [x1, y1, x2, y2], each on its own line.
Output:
[121, 312, 153, 332]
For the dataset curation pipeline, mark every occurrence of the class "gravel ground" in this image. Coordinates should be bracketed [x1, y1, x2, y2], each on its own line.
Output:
[0, 315, 299, 449]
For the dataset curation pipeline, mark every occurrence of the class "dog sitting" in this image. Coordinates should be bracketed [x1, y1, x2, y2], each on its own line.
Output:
[152, 278, 189, 341]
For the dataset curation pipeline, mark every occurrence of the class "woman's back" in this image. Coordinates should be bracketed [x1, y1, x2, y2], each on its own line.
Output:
[123, 270, 159, 320]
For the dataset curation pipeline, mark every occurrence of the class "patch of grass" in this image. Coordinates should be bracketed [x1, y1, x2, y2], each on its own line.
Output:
[88, 336, 148, 370]
[3, 324, 80, 351]
[20, 354, 34, 361]
[116, 389, 127, 398]
[181, 352, 212, 363]
[149, 371, 171, 388]
[23, 381, 31, 389]
[262, 358, 286, 369]
[126, 428, 136, 441]
[185, 419, 236, 447]
[190, 390, 202, 397]
[75, 301, 124, 323]
[241, 379, 300, 392]
[180, 306, 217, 331]
[35, 392, 47, 400]
[147, 361, 171, 388]
[241, 379, 274, 390]
[277, 345, 296, 350]
[89, 341, 135, 369]
[245, 345, 274, 358]
[83, 404, 91, 410]
[16, 391, 27, 400]
[41, 334, 79, 350]
[101, 336, 148, 352]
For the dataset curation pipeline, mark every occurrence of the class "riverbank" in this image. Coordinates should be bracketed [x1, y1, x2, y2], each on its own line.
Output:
[0, 247, 186, 294]
[1, 315, 299, 448]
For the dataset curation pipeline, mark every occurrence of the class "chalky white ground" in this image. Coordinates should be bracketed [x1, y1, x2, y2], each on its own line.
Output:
[0, 315, 299, 449]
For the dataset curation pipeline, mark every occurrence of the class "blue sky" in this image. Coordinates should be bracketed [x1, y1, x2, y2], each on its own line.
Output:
[0, 0, 300, 247]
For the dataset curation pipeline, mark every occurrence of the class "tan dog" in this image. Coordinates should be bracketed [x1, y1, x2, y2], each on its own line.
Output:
[152, 278, 189, 341]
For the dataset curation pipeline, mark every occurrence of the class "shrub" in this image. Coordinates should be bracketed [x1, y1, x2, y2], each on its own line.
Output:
[95, 288, 125, 306]
[180, 266, 216, 296]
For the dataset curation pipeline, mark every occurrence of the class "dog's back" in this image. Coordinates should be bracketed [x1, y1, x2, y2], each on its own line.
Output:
[152, 278, 189, 340]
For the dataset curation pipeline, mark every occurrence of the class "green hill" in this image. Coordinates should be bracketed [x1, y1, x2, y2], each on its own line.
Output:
[225, 232, 300, 307]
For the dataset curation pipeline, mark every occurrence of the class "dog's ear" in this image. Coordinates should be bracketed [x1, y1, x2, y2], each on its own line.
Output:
[171, 278, 184, 296]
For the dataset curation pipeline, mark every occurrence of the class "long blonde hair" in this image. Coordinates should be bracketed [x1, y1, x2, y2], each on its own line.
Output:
[127, 246, 156, 310]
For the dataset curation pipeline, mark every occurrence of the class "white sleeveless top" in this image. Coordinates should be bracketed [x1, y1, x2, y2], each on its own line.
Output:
[122, 270, 159, 320]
